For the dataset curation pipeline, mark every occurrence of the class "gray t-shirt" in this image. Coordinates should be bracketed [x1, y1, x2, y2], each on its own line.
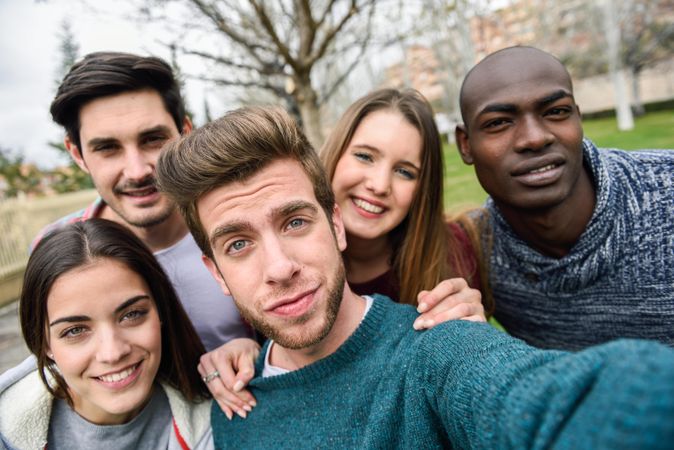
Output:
[154, 232, 254, 351]
[47, 386, 170, 450]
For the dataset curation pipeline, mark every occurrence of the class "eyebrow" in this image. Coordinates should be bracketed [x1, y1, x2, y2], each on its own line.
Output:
[49, 295, 150, 327]
[138, 125, 173, 139]
[209, 200, 319, 247]
[476, 89, 574, 118]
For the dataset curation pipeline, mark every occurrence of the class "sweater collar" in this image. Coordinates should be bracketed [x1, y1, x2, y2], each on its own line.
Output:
[488, 138, 626, 290]
[250, 295, 391, 389]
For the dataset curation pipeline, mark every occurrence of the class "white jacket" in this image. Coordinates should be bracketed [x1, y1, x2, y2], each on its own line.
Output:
[0, 356, 213, 450]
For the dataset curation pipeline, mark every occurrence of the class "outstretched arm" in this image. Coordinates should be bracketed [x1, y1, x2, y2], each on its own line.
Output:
[421, 324, 674, 449]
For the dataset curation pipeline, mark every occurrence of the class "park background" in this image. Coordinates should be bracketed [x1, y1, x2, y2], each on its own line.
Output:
[1, 0, 673, 371]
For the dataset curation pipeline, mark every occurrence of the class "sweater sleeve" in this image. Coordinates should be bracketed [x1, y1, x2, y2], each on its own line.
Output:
[417, 321, 674, 449]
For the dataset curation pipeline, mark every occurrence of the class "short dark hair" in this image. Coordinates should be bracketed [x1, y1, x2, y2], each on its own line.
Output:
[156, 106, 335, 259]
[21, 218, 209, 404]
[50, 51, 186, 152]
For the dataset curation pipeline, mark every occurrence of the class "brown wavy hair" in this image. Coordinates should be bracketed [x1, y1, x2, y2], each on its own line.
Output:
[20, 219, 210, 405]
[321, 89, 492, 314]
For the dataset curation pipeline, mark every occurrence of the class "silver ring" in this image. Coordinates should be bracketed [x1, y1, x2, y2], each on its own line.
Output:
[202, 370, 220, 383]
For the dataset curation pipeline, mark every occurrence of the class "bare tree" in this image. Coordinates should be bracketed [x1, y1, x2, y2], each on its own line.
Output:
[140, 0, 383, 148]
[601, 0, 634, 130]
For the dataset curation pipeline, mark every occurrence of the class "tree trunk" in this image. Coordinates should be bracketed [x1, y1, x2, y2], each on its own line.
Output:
[601, 0, 634, 131]
[629, 66, 646, 116]
[294, 78, 325, 151]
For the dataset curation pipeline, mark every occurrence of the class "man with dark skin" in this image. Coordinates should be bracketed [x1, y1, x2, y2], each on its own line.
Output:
[455, 46, 674, 350]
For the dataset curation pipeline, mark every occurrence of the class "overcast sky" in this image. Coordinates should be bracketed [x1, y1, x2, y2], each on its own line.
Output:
[0, 0, 217, 168]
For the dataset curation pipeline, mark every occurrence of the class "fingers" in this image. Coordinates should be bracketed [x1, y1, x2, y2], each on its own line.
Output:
[198, 339, 261, 419]
[416, 278, 469, 313]
[414, 278, 485, 329]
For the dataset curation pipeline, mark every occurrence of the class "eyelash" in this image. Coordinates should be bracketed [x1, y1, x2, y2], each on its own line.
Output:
[354, 152, 373, 163]
[57, 308, 148, 340]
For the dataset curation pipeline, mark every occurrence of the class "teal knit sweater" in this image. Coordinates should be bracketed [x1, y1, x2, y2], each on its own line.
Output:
[212, 296, 674, 449]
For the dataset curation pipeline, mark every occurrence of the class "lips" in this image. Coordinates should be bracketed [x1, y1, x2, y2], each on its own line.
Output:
[265, 288, 317, 318]
[511, 155, 565, 177]
[123, 186, 158, 197]
[351, 197, 386, 216]
[95, 361, 142, 388]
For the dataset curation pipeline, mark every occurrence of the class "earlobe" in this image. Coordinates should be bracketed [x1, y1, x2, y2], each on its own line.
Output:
[455, 125, 474, 165]
[64, 135, 89, 173]
[332, 204, 347, 252]
[202, 254, 231, 296]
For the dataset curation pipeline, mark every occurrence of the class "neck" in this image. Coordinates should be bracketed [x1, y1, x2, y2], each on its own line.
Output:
[269, 283, 366, 371]
[342, 233, 392, 283]
[100, 207, 188, 252]
[496, 167, 596, 258]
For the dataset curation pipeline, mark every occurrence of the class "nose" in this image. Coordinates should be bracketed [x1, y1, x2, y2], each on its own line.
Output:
[123, 148, 154, 181]
[95, 327, 132, 364]
[364, 164, 392, 196]
[262, 235, 301, 285]
[514, 115, 554, 152]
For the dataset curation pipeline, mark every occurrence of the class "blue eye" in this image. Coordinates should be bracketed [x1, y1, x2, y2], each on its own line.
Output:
[122, 309, 147, 322]
[227, 239, 249, 255]
[354, 152, 373, 163]
[395, 167, 416, 180]
[60, 326, 87, 339]
[287, 218, 306, 230]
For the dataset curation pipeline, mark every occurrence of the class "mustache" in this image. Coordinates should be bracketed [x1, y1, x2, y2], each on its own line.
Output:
[113, 176, 157, 194]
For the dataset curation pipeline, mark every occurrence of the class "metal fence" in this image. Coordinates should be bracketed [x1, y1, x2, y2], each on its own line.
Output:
[0, 190, 97, 280]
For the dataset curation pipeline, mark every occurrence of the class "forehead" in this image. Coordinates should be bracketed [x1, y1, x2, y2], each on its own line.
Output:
[47, 258, 149, 315]
[463, 52, 572, 120]
[197, 159, 319, 233]
[350, 109, 422, 164]
[78, 89, 177, 139]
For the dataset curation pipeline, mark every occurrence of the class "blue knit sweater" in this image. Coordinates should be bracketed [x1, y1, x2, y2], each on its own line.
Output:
[488, 139, 674, 350]
[211, 296, 674, 449]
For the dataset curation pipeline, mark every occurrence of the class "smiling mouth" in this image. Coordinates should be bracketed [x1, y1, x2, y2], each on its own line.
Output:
[97, 362, 141, 383]
[123, 186, 158, 197]
[353, 198, 384, 214]
[526, 163, 558, 174]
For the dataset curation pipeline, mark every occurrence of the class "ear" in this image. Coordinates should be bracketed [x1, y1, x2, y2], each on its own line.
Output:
[181, 116, 193, 135]
[202, 254, 230, 296]
[64, 135, 90, 173]
[331, 204, 347, 252]
[455, 124, 474, 165]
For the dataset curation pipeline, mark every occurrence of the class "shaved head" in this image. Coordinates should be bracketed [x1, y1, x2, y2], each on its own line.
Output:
[459, 46, 573, 127]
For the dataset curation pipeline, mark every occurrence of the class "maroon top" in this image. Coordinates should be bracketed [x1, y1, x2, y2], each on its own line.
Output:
[349, 222, 480, 303]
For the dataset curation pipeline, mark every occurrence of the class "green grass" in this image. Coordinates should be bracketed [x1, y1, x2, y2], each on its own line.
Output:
[581, 110, 674, 150]
[442, 110, 674, 211]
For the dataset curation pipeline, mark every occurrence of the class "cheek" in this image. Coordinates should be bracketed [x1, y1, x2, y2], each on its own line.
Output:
[331, 159, 359, 200]
[394, 182, 417, 213]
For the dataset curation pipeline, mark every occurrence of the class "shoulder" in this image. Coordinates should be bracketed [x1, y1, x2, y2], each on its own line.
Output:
[29, 198, 104, 252]
[594, 144, 674, 172]
[0, 356, 52, 450]
[160, 383, 212, 449]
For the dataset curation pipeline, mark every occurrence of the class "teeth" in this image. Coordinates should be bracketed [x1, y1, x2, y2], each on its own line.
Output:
[528, 164, 556, 174]
[353, 198, 383, 214]
[99, 364, 137, 383]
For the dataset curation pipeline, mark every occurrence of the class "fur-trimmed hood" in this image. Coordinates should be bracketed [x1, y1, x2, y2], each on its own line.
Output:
[0, 356, 213, 450]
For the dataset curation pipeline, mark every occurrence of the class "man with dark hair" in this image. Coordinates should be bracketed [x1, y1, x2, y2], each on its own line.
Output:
[34, 52, 254, 354]
[156, 105, 674, 449]
[455, 46, 674, 350]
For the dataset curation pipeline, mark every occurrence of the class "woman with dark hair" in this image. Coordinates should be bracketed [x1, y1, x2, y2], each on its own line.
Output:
[0, 219, 212, 449]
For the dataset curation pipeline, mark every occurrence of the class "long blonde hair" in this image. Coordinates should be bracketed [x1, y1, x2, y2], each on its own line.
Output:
[321, 89, 491, 313]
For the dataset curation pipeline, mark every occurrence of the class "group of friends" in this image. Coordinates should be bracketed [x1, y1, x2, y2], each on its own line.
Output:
[0, 45, 672, 449]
